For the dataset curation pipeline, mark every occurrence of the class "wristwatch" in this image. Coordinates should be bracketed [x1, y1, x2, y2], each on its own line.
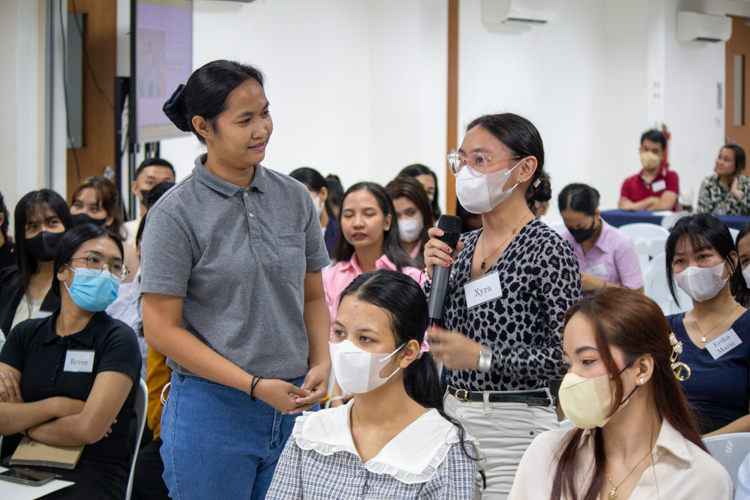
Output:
[477, 344, 492, 373]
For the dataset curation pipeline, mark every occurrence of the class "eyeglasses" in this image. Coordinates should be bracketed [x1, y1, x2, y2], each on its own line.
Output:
[69, 256, 129, 279]
[447, 150, 521, 176]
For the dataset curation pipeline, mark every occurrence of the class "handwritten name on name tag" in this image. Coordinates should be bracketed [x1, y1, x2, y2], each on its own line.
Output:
[64, 350, 95, 373]
[464, 272, 502, 309]
[706, 329, 742, 360]
[651, 180, 667, 193]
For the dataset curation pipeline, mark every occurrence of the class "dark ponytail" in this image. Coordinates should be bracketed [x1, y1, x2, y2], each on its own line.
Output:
[339, 270, 479, 463]
[163, 60, 265, 144]
[526, 171, 552, 215]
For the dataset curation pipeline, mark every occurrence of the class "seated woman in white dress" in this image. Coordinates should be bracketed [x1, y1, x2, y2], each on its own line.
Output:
[267, 270, 481, 500]
[509, 288, 732, 500]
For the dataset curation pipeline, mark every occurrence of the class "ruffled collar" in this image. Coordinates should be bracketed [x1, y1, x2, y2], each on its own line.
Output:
[293, 400, 474, 484]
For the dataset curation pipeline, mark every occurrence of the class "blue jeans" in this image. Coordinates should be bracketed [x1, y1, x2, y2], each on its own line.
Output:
[160, 372, 316, 500]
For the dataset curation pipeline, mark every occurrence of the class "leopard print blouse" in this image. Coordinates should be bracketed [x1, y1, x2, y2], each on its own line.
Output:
[426, 219, 582, 392]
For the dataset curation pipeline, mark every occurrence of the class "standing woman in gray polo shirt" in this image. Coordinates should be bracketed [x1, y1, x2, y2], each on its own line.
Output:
[140, 60, 331, 500]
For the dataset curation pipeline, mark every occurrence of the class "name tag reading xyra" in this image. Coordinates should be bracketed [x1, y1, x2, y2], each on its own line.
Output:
[464, 272, 503, 309]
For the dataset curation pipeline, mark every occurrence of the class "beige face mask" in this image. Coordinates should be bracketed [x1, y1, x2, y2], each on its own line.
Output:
[559, 368, 636, 429]
[640, 151, 661, 170]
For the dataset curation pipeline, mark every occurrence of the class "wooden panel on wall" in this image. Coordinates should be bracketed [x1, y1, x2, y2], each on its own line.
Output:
[726, 15, 750, 153]
[446, 0, 459, 216]
[65, 0, 117, 202]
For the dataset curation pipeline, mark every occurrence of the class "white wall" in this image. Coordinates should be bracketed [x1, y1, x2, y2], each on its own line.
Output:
[458, 0, 750, 223]
[0, 0, 48, 238]
[161, 0, 448, 207]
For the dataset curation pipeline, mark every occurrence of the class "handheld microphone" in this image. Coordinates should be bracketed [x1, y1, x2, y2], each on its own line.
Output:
[428, 215, 462, 327]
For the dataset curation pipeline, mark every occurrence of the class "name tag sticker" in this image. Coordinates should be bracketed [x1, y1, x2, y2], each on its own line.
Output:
[706, 329, 742, 360]
[64, 350, 95, 373]
[464, 272, 502, 309]
[651, 180, 667, 193]
[585, 263, 608, 279]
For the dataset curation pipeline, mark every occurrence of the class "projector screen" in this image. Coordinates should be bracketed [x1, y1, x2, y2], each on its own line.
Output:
[131, 0, 193, 143]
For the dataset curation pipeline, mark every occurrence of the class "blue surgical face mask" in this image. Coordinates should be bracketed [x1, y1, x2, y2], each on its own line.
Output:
[64, 266, 121, 312]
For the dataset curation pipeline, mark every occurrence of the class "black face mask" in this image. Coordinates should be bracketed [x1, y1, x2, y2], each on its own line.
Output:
[140, 189, 151, 204]
[26, 231, 64, 262]
[71, 213, 107, 228]
[567, 218, 597, 244]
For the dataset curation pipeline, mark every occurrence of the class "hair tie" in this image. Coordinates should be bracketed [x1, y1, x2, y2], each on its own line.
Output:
[418, 332, 430, 359]
[533, 178, 541, 188]
[163, 84, 191, 132]
[669, 332, 691, 381]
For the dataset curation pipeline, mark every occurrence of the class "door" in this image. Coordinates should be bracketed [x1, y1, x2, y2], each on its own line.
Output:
[726, 15, 750, 153]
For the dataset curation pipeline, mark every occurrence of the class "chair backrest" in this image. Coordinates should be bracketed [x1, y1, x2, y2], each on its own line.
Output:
[643, 254, 692, 315]
[559, 419, 574, 429]
[703, 432, 750, 486]
[618, 223, 671, 244]
[730, 227, 740, 242]
[126, 379, 148, 500]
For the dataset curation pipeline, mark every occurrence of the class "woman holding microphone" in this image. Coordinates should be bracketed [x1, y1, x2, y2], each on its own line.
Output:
[140, 60, 331, 499]
[424, 113, 581, 498]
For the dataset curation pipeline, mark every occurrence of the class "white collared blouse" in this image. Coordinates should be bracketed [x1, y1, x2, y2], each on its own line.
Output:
[509, 420, 732, 499]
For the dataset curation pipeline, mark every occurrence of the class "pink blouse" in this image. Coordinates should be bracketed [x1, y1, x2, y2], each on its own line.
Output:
[322, 254, 422, 327]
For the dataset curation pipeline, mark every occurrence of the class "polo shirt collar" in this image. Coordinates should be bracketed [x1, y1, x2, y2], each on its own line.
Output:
[192, 153, 268, 197]
[638, 167, 667, 185]
[341, 253, 398, 274]
[591, 219, 614, 254]
[41, 310, 104, 348]
[578, 419, 693, 464]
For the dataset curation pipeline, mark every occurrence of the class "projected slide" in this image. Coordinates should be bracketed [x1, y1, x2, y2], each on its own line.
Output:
[134, 0, 193, 142]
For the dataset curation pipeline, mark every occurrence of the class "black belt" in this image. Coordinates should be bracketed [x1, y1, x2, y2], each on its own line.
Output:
[448, 386, 553, 407]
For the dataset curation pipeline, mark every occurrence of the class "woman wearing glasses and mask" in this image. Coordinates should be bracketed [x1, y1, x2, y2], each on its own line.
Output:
[0, 224, 141, 500]
[424, 113, 582, 498]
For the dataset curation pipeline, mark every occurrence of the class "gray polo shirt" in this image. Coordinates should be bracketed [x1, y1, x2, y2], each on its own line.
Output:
[140, 154, 330, 380]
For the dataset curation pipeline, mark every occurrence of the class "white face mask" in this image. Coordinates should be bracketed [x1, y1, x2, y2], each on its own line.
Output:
[312, 195, 324, 218]
[398, 218, 424, 243]
[744, 266, 750, 288]
[454, 158, 524, 214]
[329, 340, 404, 394]
[674, 262, 729, 302]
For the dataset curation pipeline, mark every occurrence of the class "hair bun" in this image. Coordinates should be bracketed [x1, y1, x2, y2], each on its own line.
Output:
[163, 84, 191, 132]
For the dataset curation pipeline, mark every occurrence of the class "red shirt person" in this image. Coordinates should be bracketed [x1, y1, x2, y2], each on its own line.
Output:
[619, 129, 679, 211]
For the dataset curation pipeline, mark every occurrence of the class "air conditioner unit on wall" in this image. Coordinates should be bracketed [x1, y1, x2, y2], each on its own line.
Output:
[481, 0, 560, 26]
[676, 12, 732, 42]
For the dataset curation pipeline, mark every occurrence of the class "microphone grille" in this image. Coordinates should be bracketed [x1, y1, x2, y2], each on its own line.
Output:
[436, 215, 461, 248]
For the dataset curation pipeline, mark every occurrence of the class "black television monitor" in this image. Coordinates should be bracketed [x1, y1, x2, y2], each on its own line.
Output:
[130, 0, 193, 143]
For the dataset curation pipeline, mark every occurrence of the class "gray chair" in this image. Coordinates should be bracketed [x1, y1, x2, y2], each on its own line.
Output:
[126, 379, 148, 500]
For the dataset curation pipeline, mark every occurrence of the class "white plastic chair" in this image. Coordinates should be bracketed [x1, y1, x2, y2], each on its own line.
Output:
[643, 254, 692, 315]
[547, 221, 568, 236]
[126, 379, 148, 500]
[731, 228, 740, 242]
[660, 212, 690, 231]
[618, 223, 670, 244]
[703, 432, 750, 486]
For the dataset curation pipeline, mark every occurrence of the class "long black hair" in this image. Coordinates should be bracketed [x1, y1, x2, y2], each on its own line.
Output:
[163, 60, 265, 144]
[289, 167, 335, 221]
[399, 164, 441, 220]
[339, 270, 478, 463]
[333, 182, 416, 271]
[736, 221, 750, 307]
[52, 224, 124, 297]
[665, 213, 747, 307]
[558, 183, 600, 216]
[14, 190, 73, 294]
